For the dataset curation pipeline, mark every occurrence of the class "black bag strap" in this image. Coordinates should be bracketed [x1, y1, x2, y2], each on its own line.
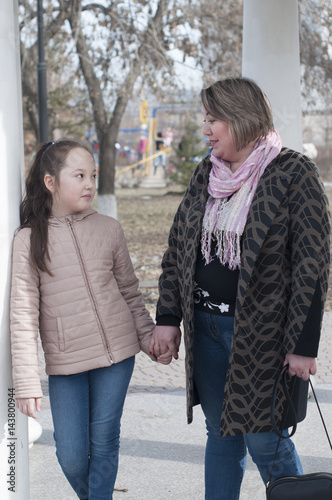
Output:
[267, 365, 332, 487]
[270, 364, 298, 438]
[309, 378, 332, 451]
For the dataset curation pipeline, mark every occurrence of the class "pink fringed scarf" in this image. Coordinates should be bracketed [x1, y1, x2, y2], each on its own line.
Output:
[201, 131, 282, 270]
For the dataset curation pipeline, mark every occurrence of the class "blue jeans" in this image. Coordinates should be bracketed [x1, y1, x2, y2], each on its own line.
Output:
[48, 357, 135, 500]
[193, 310, 302, 500]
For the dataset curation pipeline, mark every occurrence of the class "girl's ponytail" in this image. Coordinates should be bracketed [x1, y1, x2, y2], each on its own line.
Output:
[20, 142, 54, 274]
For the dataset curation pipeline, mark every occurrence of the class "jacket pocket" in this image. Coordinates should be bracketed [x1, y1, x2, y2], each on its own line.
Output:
[57, 317, 65, 352]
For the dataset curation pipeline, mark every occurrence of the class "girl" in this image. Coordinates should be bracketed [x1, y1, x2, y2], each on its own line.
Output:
[10, 140, 171, 500]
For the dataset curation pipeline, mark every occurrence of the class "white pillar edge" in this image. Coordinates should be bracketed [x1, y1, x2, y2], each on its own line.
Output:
[0, 1, 30, 498]
[242, 0, 303, 152]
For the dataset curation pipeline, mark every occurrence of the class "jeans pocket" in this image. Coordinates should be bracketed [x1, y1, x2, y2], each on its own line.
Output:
[57, 317, 65, 352]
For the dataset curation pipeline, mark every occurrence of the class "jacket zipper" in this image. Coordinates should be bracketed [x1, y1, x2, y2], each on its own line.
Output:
[66, 218, 113, 363]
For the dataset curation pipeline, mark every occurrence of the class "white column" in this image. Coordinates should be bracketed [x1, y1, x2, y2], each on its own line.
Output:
[0, 1, 29, 498]
[242, 0, 303, 152]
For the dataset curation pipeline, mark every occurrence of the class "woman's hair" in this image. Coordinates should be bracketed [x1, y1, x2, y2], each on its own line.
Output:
[200, 77, 275, 151]
[20, 139, 94, 274]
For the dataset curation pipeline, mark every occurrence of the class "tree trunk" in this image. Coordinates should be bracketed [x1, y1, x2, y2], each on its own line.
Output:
[67, 0, 168, 216]
[98, 124, 116, 195]
[97, 107, 125, 218]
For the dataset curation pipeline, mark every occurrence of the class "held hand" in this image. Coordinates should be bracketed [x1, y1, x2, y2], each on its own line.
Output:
[284, 353, 317, 381]
[149, 325, 181, 360]
[157, 350, 173, 365]
[16, 398, 41, 419]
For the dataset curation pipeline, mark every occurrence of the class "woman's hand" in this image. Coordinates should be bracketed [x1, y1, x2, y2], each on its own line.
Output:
[284, 353, 316, 381]
[16, 398, 41, 419]
[149, 325, 181, 361]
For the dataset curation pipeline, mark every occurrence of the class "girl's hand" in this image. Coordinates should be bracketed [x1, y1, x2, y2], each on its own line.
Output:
[16, 398, 41, 419]
[157, 350, 173, 365]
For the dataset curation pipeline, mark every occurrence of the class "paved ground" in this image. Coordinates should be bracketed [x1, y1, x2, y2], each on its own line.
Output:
[28, 311, 332, 499]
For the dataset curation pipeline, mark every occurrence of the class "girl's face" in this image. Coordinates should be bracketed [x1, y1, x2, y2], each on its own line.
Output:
[45, 148, 97, 217]
[202, 107, 256, 172]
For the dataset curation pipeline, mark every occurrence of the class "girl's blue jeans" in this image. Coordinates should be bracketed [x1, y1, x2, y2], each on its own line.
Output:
[193, 309, 302, 500]
[48, 356, 135, 500]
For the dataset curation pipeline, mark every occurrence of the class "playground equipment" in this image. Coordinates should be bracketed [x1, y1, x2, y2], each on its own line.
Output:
[115, 146, 172, 177]
[115, 103, 201, 179]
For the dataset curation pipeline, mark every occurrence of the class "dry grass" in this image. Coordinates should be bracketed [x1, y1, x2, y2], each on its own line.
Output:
[116, 185, 184, 314]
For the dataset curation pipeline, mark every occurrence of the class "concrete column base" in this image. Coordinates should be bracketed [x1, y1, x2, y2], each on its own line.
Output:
[28, 418, 42, 449]
[139, 166, 167, 189]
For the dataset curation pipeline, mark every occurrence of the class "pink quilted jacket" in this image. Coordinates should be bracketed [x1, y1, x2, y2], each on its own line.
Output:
[10, 208, 154, 398]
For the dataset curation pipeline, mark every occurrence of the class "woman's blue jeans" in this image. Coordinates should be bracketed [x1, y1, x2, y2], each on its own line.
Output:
[193, 310, 302, 500]
[48, 357, 135, 500]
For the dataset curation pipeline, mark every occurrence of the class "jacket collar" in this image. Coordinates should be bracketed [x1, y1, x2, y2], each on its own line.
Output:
[49, 207, 97, 226]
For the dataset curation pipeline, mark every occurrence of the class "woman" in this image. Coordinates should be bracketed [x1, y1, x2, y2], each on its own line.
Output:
[149, 77, 331, 499]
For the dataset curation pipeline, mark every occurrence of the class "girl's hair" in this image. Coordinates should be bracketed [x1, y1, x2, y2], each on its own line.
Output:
[20, 139, 94, 274]
[200, 77, 275, 151]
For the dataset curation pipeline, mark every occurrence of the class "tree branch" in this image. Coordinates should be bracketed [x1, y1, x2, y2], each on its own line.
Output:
[67, 0, 107, 136]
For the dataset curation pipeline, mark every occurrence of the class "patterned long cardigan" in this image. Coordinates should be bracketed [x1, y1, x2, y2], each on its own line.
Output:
[157, 148, 331, 436]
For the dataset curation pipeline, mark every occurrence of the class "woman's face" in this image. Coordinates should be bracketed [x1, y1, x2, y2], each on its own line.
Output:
[202, 107, 257, 172]
[202, 107, 237, 162]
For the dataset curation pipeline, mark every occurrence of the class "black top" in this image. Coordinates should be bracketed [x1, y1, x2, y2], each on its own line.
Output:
[156, 239, 239, 326]
[193, 239, 239, 316]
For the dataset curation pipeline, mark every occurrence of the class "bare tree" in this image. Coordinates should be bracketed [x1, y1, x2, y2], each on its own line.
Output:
[193, 0, 331, 111]
[299, 0, 332, 111]
[20, 0, 331, 213]
[192, 0, 243, 85]
[20, 0, 197, 216]
[19, 0, 80, 140]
